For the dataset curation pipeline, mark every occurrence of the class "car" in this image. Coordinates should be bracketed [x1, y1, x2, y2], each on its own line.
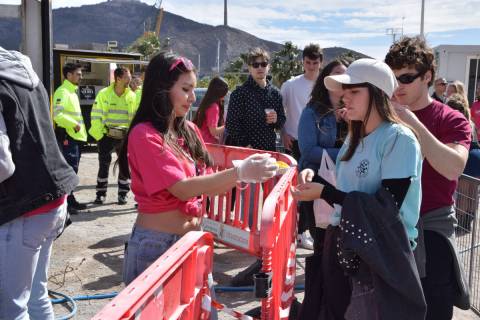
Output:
[186, 88, 207, 121]
[186, 88, 230, 122]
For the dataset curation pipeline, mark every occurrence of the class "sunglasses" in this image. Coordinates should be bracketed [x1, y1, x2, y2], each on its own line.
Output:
[396, 71, 426, 84]
[169, 57, 194, 72]
[251, 62, 268, 69]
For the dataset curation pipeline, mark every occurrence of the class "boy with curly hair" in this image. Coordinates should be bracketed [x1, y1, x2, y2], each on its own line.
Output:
[385, 36, 471, 320]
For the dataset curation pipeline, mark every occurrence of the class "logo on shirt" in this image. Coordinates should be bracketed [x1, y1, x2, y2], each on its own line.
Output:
[356, 159, 369, 178]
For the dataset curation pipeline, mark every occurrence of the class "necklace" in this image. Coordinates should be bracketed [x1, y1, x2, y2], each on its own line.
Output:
[166, 133, 195, 164]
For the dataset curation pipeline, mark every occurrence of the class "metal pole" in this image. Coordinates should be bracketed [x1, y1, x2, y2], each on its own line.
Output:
[198, 54, 201, 75]
[468, 180, 480, 289]
[217, 39, 221, 74]
[41, 0, 53, 96]
[420, 0, 425, 37]
[224, 0, 228, 26]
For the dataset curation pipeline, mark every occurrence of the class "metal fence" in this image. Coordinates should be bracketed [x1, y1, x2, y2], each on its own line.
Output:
[455, 174, 480, 315]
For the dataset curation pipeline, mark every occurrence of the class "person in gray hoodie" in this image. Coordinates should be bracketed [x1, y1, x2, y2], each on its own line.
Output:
[0, 46, 77, 320]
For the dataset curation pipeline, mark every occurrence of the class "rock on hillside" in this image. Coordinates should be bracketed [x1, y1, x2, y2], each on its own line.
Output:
[0, 0, 367, 72]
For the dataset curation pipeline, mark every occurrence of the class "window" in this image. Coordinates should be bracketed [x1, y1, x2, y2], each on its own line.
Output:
[467, 57, 480, 104]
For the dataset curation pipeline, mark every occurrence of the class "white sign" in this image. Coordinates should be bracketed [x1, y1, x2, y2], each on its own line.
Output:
[202, 218, 250, 250]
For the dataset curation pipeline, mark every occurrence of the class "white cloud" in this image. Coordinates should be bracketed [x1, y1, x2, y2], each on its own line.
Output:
[46, 0, 480, 57]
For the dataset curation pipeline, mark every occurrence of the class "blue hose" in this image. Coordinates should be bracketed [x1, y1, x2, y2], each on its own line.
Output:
[49, 290, 78, 320]
[50, 291, 118, 304]
[49, 285, 305, 319]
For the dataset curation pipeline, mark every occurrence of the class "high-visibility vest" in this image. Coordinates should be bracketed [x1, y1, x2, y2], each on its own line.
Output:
[88, 83, 137, 141]
[134, 86, 142, 113]
[53, 80, 87, 141]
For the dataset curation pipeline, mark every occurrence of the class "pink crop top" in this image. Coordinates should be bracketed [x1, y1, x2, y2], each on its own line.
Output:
[127, 121, 209, 217]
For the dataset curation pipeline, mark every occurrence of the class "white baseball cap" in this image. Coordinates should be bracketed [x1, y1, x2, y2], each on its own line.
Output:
[324, 58, 398, 98]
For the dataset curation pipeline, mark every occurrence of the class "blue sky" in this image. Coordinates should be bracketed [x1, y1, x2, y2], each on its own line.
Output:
[3, 0, 480, 59]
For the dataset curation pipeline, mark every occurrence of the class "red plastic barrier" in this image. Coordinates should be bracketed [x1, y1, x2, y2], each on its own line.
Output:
[202, 144, 298, 320]
[92, 232, 214, 320]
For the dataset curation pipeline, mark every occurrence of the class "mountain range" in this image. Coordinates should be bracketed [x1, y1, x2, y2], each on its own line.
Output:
[0, 0, 368, 72]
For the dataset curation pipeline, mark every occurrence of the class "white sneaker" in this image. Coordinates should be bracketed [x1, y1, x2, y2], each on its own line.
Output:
[297, 231, 314, 250]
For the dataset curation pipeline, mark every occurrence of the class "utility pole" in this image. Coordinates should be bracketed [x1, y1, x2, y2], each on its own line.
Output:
[386, 28, 403, 44]
[224, 0, 228, 26]
[420, 0, 425, 38]
[198, 54, 201, 75]
[216, 39, 221, 74]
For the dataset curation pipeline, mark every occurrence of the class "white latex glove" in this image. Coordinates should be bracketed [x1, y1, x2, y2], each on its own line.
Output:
[234, 153, 278, 183]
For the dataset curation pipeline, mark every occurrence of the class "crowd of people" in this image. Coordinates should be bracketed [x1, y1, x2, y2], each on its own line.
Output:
[1, 34, 480, 320]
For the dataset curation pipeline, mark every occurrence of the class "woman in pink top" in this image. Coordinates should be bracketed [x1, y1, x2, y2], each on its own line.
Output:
[194, 77, 229, 143]
[117, 53, 278, 285]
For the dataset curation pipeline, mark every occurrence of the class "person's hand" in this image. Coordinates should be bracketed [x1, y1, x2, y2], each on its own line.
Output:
[335, 107, 348, 121]
[74, 124, 81, 132]
[391, 100, 420, 127]
[266, 110, 277, 124]
[291, 182, 324, 201]
[235, 153, 278, 183]
[282, 132, 293, 150]
[298, 168, 315, 184]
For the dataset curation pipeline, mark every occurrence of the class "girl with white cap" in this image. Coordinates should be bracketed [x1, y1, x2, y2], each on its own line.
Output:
[292, 58, 424, 319]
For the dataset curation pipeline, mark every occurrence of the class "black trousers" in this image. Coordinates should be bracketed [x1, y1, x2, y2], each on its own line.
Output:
[421, 230, 456, 320]
[96, 136, 130, 197]
[298, 226, 351, 320]
[286, 139, 301, 162]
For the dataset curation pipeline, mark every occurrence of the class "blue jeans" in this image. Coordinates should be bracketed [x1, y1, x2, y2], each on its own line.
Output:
[123, 225, 180, 285]
[122, 225, 217, 319]
[0, 202, 67, 320]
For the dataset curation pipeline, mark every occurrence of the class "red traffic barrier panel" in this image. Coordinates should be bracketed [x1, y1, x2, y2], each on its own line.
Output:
[92, 231, 214, 320]
[202, 144, 298, 320]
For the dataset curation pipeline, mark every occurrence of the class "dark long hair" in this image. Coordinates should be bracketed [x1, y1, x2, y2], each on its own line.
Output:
[117, 52, 213, 178]
[194, 77, 229, 128]
[309, 58, 352, 116]
[341, 83, 402, 161]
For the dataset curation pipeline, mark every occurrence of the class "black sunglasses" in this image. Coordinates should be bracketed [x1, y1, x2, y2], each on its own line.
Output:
[396, 71, 426, 84]
[251, 62, 268, 68]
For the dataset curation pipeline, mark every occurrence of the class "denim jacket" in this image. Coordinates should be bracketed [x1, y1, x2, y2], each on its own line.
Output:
[298, 104, 339, 171]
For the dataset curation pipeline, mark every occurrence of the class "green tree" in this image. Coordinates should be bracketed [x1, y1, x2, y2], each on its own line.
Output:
[338, 50, 363, 62]
[197, 76, 211, 88]
[223, 55, 249, 90]
[270, 41, 303, 87]
[128, 32, 163, 60]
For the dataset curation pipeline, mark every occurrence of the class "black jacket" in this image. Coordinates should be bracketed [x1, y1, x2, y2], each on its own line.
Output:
[0, 47, 78, 225]
[338, 188, 426, 320]
[225, 76, 285, 151]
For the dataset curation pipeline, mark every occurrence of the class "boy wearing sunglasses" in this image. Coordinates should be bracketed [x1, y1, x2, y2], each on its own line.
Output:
[225, 47, 285, 151]
[225, 47, 286, 287]
[385, 36, 471, 320]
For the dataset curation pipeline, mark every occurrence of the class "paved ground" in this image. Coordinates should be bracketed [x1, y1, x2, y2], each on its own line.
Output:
[49, 150, 480, 319]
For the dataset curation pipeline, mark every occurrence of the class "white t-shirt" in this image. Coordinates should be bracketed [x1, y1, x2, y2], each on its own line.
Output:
[280, 74, 315, 139]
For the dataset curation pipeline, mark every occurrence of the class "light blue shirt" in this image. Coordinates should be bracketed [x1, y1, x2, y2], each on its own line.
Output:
[333, 122, 422, 245]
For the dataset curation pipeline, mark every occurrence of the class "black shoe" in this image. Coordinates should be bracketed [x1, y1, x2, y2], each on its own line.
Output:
[288, 298, 301, 320]
[68, 206, 80, 215]
[230, 259, 262, 287]
[94, 195, 106, 204]
[67, 195, 87, 210]
[118, 194, 128, 205]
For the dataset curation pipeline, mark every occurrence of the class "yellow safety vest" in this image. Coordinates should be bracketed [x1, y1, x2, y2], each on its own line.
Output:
[134, 86, 142, 113]
[53, 80, 87, 141]
[88, 83, 137, 141]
